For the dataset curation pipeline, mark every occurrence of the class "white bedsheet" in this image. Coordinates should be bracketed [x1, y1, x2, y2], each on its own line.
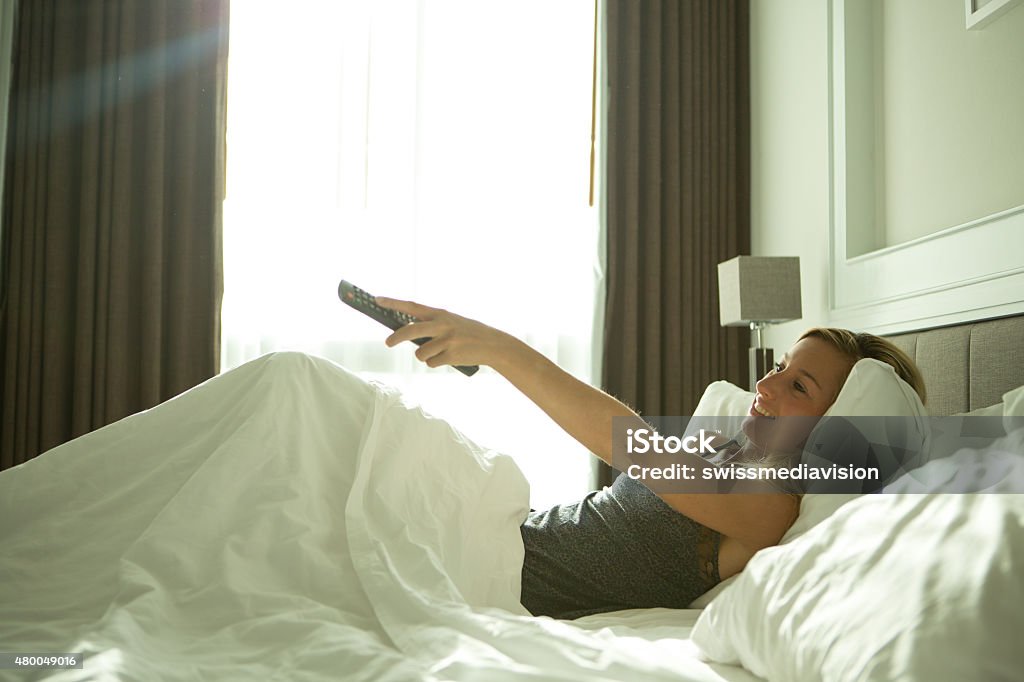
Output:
[0, 352, 760, 682]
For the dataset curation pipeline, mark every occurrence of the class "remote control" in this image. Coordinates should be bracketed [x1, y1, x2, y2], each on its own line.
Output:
[337, 280, 479, 377]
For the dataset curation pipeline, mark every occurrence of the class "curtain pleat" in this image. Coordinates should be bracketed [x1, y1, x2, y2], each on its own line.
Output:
[0, 0, 229, 470]
[599, 0, 750, 487]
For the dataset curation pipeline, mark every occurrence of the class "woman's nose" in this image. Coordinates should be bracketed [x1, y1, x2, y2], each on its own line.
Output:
[755, 370, 776, 397]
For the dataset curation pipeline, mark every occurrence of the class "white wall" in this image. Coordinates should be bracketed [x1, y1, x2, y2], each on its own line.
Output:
[750, 0, 1024, 348]
[876, 0, 1024, 247]
[749, 0, 832, 351]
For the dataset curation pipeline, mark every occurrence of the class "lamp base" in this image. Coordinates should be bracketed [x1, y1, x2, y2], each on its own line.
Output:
[749, 347, 773, 392]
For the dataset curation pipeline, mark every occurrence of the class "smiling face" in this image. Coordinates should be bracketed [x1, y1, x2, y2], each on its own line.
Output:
[752, 336, 855, 418]
[742, 336, 857, 450]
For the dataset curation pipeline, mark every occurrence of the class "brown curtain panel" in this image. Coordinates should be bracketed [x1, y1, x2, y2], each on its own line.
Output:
[598, 0, 751, 487]
[0, 0, 229, 470]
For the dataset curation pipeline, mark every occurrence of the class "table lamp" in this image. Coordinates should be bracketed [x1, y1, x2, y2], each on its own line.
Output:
[717, 256, 803, 391]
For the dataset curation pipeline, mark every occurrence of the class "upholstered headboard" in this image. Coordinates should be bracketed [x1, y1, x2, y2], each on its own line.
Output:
[886, 315, 1024, 416]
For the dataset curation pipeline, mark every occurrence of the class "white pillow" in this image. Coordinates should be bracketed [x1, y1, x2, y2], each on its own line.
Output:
[955, 402, 1003, 417]
[1000, 383, 1024, 418]
[882, 427, 1024, 494]
[823, 358, 927, 419]
[882, 383, 1024, 495]
[690, 366, 1024, 679]
[691, 493, 1024, 680]
[686, 359, 927, 608]
[692, 379, 753, 417]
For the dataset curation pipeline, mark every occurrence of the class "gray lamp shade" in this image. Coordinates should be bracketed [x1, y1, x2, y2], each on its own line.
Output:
[717, 256, 802, 326]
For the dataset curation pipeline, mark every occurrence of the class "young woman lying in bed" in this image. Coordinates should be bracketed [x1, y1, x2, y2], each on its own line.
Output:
[375, 295, 927, 620]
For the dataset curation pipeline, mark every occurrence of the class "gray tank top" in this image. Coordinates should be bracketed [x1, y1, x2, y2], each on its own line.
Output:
[519, 472, 723, 620]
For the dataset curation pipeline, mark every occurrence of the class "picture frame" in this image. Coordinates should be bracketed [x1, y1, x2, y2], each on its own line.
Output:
[965, 0, 1023, 30]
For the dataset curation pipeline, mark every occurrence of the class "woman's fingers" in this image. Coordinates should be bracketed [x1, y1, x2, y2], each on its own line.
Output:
[375, 296, 439, 320]
[423, 349, 455, 369]
[376, 296, 443, 347]
[385, 320, 442, 347]
[375, 297, 496, 367]
[413, 337, 451, 366]
[397, 331, 465, 369]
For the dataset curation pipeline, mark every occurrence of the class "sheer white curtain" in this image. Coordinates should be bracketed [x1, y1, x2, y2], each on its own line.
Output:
[221, 0, 603, 508]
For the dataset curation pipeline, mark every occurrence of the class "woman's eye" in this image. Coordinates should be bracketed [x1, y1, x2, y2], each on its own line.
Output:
[774, 361, 807, 394]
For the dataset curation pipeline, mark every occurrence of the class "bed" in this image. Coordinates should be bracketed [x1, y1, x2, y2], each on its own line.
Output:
[0, 315, 1022, 682]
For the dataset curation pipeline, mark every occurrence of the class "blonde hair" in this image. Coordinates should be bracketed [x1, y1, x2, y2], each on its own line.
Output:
[797, 327, 927, 405]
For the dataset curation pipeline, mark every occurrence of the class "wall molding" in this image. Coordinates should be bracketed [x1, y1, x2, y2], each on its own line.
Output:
[827, 0, 1024, 335]
[965, 0, 1024, 30]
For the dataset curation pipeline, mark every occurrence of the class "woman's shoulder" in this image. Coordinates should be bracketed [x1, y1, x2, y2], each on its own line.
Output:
[702, 435, 741, 465]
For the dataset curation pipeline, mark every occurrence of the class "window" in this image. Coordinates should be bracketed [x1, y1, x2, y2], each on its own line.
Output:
[222, 0, 601, 508]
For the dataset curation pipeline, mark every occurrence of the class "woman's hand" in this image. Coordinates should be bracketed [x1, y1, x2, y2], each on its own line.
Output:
[377, 295, 636, 467]
[375, 297, 516, 370]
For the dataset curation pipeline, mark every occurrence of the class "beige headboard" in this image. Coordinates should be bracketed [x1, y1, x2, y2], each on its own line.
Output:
[886, 315, 1024, 416]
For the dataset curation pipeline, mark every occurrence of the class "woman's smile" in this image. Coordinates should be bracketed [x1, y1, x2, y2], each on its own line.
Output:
[750, 398, 775, 418]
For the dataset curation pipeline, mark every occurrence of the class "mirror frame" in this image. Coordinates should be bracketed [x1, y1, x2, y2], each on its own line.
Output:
[827, 0, 1024, 334]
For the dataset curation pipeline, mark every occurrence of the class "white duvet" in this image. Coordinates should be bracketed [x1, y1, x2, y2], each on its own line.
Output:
[0, 352, 759, 682]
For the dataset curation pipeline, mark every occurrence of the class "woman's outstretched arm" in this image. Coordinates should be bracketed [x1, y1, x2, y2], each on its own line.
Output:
[375, 296, 641, 462]
[376, 296, 799, 553]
